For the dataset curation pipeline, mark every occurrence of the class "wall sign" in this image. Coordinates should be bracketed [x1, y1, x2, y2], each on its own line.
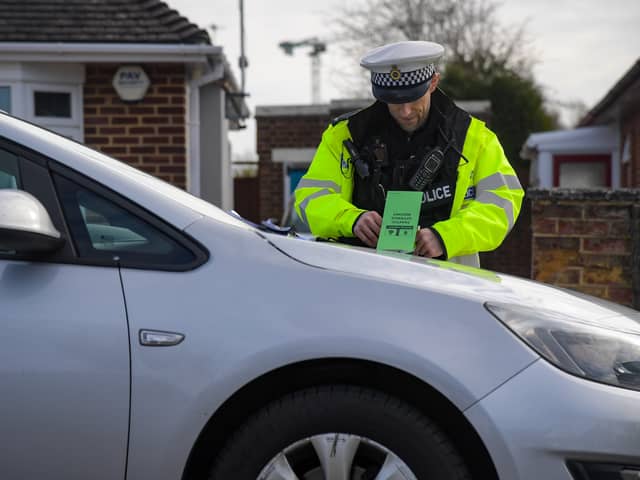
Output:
[112, 66, 150, 102]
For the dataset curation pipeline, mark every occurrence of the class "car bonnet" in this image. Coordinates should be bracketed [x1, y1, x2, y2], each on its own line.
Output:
[266, 233, 640, 331]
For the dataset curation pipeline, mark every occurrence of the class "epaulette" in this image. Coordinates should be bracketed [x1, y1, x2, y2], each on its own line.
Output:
[331, 109, 362, 126]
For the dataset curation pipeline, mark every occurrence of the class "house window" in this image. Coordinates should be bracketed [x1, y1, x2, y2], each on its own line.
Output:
[553, 155, 611, 188]
[0, 64, 83, 141]
[25, 83, 83, 141]
[0, 86, 10, 113]
[27, 85, 78, 123]
[34, 91, 71, 118]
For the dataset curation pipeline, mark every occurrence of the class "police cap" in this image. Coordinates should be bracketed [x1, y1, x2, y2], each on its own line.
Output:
[360, 41, 444, 104]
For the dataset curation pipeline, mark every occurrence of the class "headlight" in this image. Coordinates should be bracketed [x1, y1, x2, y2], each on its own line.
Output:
[485, 302, 640, 392]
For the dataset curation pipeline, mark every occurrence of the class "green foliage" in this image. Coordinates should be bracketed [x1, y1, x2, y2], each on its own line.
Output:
[442, 61, 558, 178]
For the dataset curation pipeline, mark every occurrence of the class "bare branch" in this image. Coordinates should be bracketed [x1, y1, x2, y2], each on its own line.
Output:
[328, 0, 535, 96]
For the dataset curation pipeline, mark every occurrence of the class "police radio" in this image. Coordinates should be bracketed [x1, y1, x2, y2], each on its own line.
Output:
[408, 147, 444, 191]
[343, 139, 370, 179]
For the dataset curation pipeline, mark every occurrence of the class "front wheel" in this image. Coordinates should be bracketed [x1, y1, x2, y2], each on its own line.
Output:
[209, 385, 470, 479]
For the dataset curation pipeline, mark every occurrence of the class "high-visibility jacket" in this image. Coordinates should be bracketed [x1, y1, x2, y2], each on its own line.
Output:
[295, 94, 524, 267]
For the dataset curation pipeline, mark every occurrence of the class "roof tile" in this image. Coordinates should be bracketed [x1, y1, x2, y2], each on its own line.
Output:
[0, 0, 210, 44]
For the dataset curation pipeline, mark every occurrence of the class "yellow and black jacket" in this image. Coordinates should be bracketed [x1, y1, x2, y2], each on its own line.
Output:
[294, 89, 524, 267]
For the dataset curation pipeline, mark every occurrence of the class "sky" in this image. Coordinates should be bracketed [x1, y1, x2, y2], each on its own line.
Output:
[165, 0, 640, 160]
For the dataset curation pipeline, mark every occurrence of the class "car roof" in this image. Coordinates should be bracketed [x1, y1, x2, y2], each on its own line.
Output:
[0, 112, 239, 230]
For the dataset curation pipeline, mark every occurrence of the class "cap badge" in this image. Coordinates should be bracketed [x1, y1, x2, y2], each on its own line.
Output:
[389, 66, 401, 81]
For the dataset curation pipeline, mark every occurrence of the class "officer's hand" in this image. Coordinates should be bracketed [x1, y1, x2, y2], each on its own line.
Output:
[414, 228, 444, 258]
[353, 211, 382, 248]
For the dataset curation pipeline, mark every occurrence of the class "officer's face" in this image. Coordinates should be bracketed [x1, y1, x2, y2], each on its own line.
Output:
[387, 73, 440, 134]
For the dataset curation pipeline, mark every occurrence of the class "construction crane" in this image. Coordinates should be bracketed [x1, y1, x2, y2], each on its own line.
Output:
[279, 38, 326, 104]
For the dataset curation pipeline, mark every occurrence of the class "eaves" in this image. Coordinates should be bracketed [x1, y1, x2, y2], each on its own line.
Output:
[0, 42, 222, 64]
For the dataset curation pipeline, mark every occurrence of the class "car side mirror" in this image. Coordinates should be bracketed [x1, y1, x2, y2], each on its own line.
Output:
[0, 189, 65, 254]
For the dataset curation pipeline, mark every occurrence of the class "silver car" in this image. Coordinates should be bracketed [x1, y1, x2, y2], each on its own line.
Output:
[1, 111, 639, 480]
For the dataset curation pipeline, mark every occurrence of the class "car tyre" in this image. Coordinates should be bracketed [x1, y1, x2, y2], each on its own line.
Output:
[209, 384, 471, 479]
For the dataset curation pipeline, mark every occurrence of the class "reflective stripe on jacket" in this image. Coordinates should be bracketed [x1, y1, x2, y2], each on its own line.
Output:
[295, 114, 523, 266]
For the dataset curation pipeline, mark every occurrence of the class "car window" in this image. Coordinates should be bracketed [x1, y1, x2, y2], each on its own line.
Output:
[0, 146, 79, 260]
[0, 149, 20, 189]
[54, 173, 202, 270]
[76, 194, 156, 252]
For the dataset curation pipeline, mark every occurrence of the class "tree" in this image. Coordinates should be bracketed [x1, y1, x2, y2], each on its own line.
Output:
[443, 61, 558, 180]
[441, 60, 558, 276]
[330, 0, 534, 96]
[329, 0, 559, 171]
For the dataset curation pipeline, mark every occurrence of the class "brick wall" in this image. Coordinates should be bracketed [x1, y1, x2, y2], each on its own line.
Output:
[83, 64, 187, 188]
[257, 114, 328, 220]
[529, 189, 640, 309]
[480, 201, 532, 278]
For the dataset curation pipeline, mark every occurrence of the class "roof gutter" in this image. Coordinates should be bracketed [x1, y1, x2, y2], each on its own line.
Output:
[0, 42, 222, 63]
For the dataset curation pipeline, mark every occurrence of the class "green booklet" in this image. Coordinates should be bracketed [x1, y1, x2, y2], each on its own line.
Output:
[376, 190, 422, 253]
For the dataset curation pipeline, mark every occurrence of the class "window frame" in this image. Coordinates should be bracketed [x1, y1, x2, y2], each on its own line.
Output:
[49, 162, 209, 271]
[0, 136, 208, 271]
[25, 83, 82, 128]
[553, 154, 612, 188]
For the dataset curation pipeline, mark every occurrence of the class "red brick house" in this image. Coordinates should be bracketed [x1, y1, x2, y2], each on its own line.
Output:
[0, 0, 247, 209]
[580, 59, 640, 188]
[522, 58, 640, 189]
[524, 59, 640, 309]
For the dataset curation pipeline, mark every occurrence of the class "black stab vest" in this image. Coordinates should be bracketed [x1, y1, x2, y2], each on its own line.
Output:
[345, 89, 471, 232]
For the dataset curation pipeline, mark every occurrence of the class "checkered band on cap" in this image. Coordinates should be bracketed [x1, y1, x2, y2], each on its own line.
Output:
[371, 63, 435, 87]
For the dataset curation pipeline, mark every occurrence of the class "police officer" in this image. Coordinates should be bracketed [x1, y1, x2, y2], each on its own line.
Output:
[294, 41, 524, 267]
